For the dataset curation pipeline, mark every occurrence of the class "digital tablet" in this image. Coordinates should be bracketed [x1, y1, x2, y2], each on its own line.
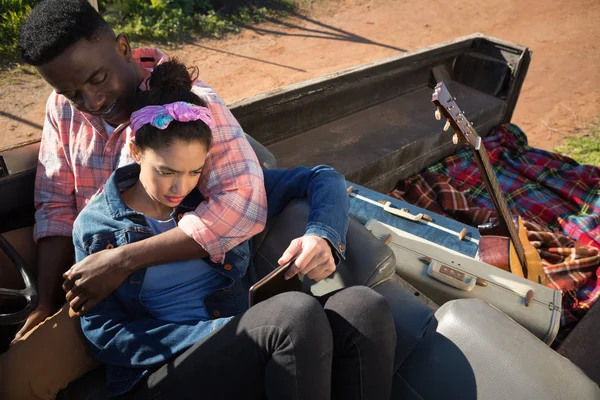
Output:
[248, 256, 304, 307]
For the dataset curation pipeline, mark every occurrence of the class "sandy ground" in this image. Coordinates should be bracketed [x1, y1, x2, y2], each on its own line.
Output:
[1, 0, 598, 150]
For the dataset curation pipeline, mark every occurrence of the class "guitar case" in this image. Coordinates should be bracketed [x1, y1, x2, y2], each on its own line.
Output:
[366, 219, 561, 344]
[347, 183, 480, 258]
[347, 183, 561, 343]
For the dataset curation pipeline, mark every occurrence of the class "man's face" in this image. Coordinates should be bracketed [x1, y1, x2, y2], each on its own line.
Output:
[37, 33, 142, 126]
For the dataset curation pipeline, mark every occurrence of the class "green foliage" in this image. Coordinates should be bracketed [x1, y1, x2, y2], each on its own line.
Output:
[554, 118, 600, 167]
[100, 0, 293, 42]
[0, 0, 295, 61]
[0, 0, 36, 60]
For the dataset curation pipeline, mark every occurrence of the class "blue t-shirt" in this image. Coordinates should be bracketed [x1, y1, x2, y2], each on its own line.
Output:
[140, 217, 227, 322]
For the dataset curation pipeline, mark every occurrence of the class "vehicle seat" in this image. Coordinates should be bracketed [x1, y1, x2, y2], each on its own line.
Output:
[57, 200, 600, 399]
[382, 286, 600, 399]
[245, 134, 276, 169]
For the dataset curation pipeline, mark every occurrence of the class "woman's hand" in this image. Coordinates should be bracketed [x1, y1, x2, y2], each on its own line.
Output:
[279, 235, 336, 282]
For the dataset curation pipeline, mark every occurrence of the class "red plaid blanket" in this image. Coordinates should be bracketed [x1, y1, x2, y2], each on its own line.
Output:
[390, 123, 600, 326]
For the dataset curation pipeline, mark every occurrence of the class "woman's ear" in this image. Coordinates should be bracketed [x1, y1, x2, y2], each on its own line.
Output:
[130, 140, 142, 164]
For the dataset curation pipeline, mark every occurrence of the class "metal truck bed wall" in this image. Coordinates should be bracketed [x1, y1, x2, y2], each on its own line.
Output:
[0, 33, 530, 233]
[229, 33, 530, 192]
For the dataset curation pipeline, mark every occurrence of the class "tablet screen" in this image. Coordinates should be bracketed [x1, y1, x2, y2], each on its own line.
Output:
[248, 256, 304, 307]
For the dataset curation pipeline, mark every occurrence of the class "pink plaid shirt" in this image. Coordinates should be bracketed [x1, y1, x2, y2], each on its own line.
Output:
[34, 48, 267, 263]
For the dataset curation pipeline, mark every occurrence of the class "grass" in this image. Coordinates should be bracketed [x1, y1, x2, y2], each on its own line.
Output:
[103, 1, 296, 45]
[554, 118, 600, 166]
[1, 0, 299, 66]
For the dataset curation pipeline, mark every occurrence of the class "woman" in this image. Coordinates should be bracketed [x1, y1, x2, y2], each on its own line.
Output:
[74, 60, 395, 399]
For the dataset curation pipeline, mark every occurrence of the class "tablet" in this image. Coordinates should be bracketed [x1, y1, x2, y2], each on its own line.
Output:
[248, 256, 304, 307]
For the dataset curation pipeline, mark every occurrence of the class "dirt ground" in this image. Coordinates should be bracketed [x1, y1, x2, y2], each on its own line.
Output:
[1, 0, 599, 151]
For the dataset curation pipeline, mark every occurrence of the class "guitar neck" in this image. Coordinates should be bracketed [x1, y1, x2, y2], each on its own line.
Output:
[468, 132, 529, 271]
[431, 81, 529, 274]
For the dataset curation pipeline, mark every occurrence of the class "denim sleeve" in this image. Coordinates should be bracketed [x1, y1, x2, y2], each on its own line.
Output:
[263, 166, 349, 262]
[72, 219, 88, 263]
[80, 296, 230, 369]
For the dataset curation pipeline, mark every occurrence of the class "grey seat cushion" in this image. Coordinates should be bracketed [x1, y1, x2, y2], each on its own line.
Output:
[393, 298, 600, 400]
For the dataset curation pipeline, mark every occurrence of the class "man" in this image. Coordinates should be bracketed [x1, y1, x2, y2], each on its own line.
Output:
[1, 1, 343, 397]
[8, 0, 268, 342]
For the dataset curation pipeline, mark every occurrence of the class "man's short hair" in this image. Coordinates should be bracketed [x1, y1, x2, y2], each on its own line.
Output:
[19, 0, 111, 66]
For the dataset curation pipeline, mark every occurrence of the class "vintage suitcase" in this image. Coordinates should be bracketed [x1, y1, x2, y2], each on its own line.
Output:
[347, 183, 480, 258]
[365, 219, 562, 344]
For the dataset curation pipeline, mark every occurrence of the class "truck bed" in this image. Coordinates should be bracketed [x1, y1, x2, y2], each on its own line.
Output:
[268, 81, 504, 189]
[230, 33, 530, 192]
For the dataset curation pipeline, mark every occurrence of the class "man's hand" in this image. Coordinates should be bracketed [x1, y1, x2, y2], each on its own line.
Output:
[280, 235, 336, 282]
[62, 247, 130, 314]
[64, 227, 209, 314]
[11, 302, 52, 345]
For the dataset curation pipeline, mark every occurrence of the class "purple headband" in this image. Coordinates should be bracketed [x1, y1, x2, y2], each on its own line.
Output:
[130, 101, 214, 134]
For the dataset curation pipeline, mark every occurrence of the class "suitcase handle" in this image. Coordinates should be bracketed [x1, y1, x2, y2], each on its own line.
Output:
[427, 261, 477, 291]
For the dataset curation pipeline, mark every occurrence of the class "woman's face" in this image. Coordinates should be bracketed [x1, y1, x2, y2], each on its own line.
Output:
[132, 138, 208, 209]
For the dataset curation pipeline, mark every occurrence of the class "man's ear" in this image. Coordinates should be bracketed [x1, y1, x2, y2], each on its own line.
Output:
[130, 140, 142, 163]
[116, 33, 132, 61]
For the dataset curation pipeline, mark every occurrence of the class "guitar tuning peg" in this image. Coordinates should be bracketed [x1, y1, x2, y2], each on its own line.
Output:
[434, 107, 441, 120]
[443, 119, 451, 131]
[452, 133, 459, 145]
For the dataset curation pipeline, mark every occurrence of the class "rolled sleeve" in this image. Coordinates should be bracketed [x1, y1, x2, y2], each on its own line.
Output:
[33, 95, 77, 242]
[180, 82, 267, 263]
[305, 223, 346, 265]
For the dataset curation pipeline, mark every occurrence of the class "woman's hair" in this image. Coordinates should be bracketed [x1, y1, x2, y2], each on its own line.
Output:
[133, 60, 213, 152]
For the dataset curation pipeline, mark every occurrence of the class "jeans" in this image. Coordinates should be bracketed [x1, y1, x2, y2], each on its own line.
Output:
[129, 286, 396, 400]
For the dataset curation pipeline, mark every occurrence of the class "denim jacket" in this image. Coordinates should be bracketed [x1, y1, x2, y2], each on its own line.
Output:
[74, 163, 349, 396]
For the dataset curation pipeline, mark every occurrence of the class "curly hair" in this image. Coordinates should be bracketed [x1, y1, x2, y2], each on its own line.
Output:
[19, 0, 110, 66]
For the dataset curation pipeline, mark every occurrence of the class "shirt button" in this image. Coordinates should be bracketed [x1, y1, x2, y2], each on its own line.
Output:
[106, 243, 115, 250]
[106, 147, 112, 153]
[338, 244, 344, 252]
[212, 310, 221, 318]
[177, 213, 184, 221]
[223, 264, 233, 271]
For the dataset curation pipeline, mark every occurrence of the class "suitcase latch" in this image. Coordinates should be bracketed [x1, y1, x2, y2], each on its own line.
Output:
[378, 201, 433, 222]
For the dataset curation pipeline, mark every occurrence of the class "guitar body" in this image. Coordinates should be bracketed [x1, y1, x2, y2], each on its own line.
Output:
[479, 216, 546, 284]
[514, 216, 546, 284]
[479, 236, 511, 272]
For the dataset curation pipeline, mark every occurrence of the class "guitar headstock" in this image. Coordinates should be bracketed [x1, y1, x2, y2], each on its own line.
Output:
[432, 82, 479, 149]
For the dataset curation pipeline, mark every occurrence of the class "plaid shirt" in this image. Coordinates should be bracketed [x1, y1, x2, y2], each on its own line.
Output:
[34, 48, 266, 263]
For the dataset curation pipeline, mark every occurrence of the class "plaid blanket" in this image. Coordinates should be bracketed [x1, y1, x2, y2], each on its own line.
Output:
[390, 123, 600, 327]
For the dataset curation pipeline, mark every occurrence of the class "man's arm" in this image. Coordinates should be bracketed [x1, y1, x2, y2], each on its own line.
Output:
[64, 227, 206, 312]
[178, 82, 267, 263]
[72, 233, 221, 369]
[12, 237, 73, 344]
[13, 95, 78, 342]
[64, 82, 267, 313]
[37, 237, 74, 307]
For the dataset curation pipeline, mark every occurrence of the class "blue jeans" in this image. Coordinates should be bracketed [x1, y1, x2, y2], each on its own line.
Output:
[128, 287, 395, 400]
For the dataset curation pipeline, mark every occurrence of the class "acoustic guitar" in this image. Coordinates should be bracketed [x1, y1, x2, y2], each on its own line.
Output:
[431, 82, 547, 285]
